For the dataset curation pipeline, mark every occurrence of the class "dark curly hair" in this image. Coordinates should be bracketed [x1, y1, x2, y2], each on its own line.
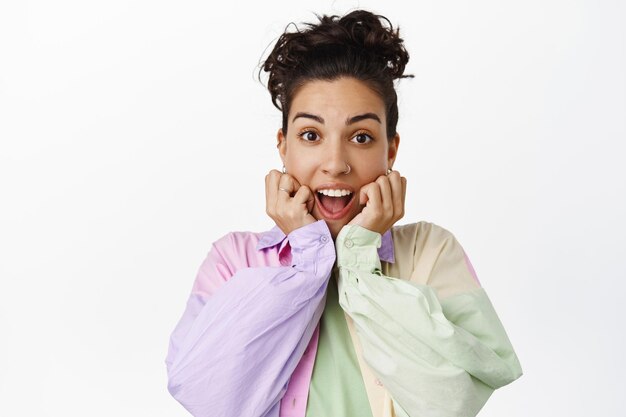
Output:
[258, 9, 414, 140]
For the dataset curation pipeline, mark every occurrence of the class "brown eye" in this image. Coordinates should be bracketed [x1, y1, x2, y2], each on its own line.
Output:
[351, 133, 373, 144]
[299, 130, 320, 142]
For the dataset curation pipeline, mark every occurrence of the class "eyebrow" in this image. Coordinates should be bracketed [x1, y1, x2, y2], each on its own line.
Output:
[292, 112, 381, 125]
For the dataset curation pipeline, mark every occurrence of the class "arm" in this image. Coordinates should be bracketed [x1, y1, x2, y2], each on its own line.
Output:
[165, 220, 335, 417]
[335, 224, 523, 417]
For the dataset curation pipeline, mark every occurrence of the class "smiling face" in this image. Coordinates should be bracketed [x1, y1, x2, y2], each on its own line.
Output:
[277, 76, 400, 239]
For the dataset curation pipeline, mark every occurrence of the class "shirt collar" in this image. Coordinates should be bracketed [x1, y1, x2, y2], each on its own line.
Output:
[256, 224, 396, 263]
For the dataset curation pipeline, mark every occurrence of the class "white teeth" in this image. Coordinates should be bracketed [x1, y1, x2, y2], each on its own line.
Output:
[317, 189, 353, 197]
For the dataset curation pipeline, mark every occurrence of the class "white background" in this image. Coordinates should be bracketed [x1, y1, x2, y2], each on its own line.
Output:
[1, 0, 625, 415]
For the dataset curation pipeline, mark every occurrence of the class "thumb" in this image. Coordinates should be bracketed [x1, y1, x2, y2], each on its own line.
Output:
[303, 186, 315, 213]
[291, 176, 302, 191]
[359, 185, 370, 206]
[294, 185, 314, 211]
[306, 190, 315, 213]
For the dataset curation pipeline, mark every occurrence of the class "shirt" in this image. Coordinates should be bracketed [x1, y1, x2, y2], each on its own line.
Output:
[165, 219, 523, 417]
[304, 270, 373, 416]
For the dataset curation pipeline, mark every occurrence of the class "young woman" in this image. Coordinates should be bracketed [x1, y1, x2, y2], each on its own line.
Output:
[165, 9, 522, 417]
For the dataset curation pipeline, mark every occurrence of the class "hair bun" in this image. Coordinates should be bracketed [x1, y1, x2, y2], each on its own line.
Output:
[285, 10, 411, 80]
[259, 9, 413, 139]
[328, 10, 410, 79]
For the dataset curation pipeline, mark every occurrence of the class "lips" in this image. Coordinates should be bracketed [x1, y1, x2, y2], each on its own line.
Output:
[314, 185, 356, 220]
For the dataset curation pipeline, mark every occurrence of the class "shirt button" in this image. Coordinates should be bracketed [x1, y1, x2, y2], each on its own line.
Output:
[320, 235, 328, 243]
[375, 378, 383, 386]
[344, 239, 354, 248]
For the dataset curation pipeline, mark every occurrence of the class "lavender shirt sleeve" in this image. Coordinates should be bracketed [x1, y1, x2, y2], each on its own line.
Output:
[165, 220, 335, 417]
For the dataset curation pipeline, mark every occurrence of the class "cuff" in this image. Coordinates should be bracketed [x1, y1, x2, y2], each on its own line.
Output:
[288, 220, 336, 271]
[335, 224, 382, 273]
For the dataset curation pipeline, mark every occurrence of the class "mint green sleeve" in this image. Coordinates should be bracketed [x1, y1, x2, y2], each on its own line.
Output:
[335, 224, 523, 417]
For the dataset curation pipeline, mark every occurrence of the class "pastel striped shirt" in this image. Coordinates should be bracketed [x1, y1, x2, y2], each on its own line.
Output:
[165, 220, 522, 416]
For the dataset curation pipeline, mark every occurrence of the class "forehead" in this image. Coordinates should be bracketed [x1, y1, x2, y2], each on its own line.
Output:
[290, 77, 385, 120]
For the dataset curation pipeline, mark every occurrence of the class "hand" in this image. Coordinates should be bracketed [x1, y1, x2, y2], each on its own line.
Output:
[348, 170, 407, 235]
[265, 169, 317, 236]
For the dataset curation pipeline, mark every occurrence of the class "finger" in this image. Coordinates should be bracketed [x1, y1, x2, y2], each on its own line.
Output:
[358, 182, 372, 206]
[290, 175, 302, 191]
[265, 173, 270, 208]
[293, 185, 314, 213]
[266, 170, 281, 212]
[278, 173, 297, 201]
[307, 194, 315, 213]
[401, 176, 407, 206]
[375, 175, 394, 219]
[388, 171, 404, 216]
[360, 182, 382, 215]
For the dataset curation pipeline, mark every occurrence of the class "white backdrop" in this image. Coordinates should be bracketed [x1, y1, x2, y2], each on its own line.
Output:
[1, 0, 625, 415]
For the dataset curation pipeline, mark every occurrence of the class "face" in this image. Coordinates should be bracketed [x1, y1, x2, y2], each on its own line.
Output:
[277, 76, 400, 238]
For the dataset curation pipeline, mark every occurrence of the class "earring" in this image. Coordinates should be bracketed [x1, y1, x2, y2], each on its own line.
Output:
[282, 165, 287, 174]
[386, 168, 392, 175]
[344, 162, 351, 175]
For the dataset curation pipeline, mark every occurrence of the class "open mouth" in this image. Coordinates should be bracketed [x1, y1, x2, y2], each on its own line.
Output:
[315, 188, 356, 220]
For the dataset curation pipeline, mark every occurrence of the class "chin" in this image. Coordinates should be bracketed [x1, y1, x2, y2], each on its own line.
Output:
[311, 208, 357, 238]
[326, 218, 351, 240]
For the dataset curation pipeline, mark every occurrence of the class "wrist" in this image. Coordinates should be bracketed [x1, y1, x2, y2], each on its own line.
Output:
[335, 224, 382, 272]
[288, 220, 336, 270]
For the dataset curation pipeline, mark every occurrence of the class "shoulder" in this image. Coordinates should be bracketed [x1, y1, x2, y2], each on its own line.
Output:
[192, 229, 268, 296]
[391, 220, 458, 251]
[208, 229, 266, 266]
[211, 229, 263, 250]
[391, 220, 480, 296]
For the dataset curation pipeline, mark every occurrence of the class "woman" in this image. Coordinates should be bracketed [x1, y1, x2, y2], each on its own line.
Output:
[165, 9, 522, 417]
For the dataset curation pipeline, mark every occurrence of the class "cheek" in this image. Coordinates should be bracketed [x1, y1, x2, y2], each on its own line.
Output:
[354, 157, 387, 181]
[286, 150, 317, 181]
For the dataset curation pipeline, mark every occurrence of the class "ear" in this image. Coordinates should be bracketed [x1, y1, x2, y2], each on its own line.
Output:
[276, 128, 287, 164]
[387, 132, 400, 168]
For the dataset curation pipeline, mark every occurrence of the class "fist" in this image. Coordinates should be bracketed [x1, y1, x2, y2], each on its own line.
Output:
[348, 170, 407, 235]
[265, 169, 317, 235]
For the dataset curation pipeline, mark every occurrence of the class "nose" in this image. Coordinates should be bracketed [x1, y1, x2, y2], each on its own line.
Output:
[321, 140, 350, 176]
